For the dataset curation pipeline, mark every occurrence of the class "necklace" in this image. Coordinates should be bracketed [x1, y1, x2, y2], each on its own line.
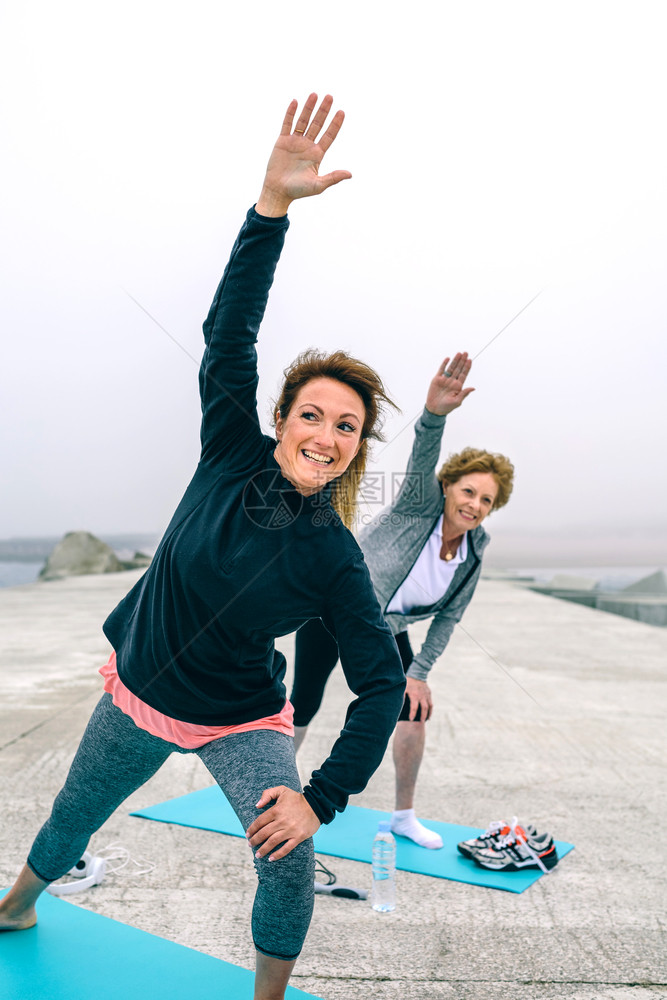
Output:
[440, 533, 462, 562]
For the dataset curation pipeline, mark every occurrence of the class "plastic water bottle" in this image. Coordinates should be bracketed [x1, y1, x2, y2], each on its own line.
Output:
[371, 820, 396, 912]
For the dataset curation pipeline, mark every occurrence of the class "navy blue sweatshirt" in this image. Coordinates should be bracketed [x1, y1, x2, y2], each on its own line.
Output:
[103, 207, 406, 824]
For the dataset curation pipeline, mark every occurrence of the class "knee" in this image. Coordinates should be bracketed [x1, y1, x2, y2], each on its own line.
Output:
[253, 837, 314, 919]
[396, 719, 426, 735]
[254, 836, 315, 890]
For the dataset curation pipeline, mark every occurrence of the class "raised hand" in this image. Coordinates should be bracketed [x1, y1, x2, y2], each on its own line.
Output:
[256, 93, 352, 217]
[425, 353, 475, 416]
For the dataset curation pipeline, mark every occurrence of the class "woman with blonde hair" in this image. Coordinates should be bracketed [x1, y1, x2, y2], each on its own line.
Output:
[0, 94, 406, 1000]
[291, 356, 514, 849]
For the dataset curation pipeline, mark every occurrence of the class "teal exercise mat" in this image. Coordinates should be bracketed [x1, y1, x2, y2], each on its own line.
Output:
[131, 786, 574, 894]
[0, 889, 321, 1000]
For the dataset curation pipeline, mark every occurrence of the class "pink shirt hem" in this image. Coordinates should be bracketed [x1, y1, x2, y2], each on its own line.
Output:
[99, 652, 294, 749]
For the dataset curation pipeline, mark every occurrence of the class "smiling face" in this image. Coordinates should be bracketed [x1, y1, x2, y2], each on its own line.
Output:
[442, 471, 499, 535]
[274, 377, 365, 495]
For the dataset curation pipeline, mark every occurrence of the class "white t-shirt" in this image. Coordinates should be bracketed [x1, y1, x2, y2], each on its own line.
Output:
[386, 515, 468, 615]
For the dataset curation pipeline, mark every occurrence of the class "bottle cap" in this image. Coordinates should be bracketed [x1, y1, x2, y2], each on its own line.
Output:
[377, 820, 391, 832]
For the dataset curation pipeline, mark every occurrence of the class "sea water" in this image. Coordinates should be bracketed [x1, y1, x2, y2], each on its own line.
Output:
[0, 533, 159, 588]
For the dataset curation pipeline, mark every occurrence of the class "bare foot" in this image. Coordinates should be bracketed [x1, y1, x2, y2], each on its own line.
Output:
[0, 864, 48, 929]
[0, 907, 37, 931]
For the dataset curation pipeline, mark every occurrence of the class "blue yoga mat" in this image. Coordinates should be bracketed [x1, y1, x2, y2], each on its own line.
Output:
[131, 786, 574, 894]
[0, 889, 321, 1000]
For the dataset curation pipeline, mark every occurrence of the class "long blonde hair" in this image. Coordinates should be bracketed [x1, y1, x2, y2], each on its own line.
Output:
[274, 350, 397, 528]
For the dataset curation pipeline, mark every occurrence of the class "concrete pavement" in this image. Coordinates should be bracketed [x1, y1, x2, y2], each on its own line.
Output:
[1, 570, 665, 999]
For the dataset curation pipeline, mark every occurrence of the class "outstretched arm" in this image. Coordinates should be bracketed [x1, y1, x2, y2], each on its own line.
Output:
[425, 352, 475, 415]
[199, 92, 349, 466]
[256, 93, 352, 218]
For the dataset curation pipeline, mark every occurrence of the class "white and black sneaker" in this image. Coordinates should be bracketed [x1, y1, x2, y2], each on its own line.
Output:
[471, 830, 558, 873]
[457, 817, 538, 860]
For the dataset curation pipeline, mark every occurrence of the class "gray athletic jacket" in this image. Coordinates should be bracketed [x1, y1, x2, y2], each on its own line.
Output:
[358, 407, 490, 681]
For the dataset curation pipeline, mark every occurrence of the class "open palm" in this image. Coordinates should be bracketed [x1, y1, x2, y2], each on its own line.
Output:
[257, 94, 351, 215]
[425, 353, 475, 416]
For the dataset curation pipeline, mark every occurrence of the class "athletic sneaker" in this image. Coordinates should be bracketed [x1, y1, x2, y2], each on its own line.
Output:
[471, 830, 559, 873]
[457, 817, 537, 860]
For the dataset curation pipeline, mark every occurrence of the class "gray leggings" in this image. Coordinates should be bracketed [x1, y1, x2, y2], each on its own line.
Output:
[27, 693, 314, 961]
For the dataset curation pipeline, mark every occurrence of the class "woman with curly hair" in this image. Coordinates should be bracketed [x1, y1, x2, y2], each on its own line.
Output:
[291, 356, 514, 849]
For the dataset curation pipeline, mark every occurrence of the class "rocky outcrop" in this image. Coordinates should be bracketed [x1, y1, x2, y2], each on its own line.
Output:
[39, 531, 127, 581]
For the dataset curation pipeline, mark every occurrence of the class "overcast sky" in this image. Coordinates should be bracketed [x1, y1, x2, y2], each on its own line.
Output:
[1, 1, 665, 565]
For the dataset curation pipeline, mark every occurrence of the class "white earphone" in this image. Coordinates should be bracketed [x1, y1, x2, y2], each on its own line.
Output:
[45, 851, 106, 896]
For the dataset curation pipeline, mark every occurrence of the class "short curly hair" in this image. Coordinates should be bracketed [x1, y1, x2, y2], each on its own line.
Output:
[437, 448, 514, 511]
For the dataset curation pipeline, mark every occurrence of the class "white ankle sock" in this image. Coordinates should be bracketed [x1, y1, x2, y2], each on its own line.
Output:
[391, 808, 443, 849]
